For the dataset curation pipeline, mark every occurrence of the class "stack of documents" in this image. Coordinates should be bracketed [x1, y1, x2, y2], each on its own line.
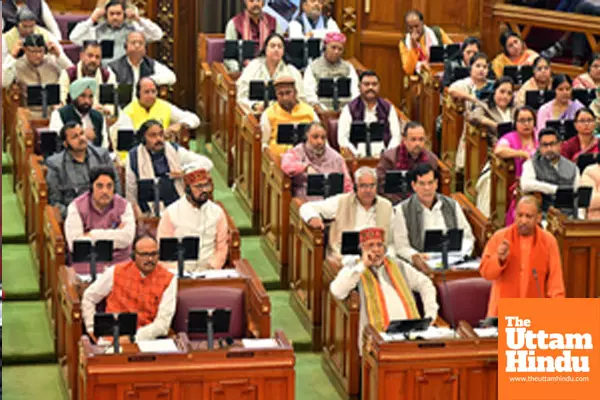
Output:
[381, 327, 457, 342]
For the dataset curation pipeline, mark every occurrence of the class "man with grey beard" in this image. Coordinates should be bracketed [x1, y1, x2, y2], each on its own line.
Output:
[280, 122, 353, 199]
[520, 127, 581, 212]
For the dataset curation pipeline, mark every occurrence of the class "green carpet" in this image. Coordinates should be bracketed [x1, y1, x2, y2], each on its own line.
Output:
[269, 290, 312, 352]
[241, 236, 280, 290]
[3, 365, 68, 400]
[2, 244, 40, 300]
[3, 301, 56, 364]
[296, 354, 343, 400]
[2, 174, 26, 242]
[211, 164, 252, 231]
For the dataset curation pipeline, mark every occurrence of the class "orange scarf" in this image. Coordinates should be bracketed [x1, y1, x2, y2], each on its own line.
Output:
[360, 258, 420, 332]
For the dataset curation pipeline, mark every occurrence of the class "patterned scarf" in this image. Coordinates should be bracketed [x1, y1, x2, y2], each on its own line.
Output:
[395, 142, 429, 170]
[360, 258, 420, 333]
[234, 11, 273, 48]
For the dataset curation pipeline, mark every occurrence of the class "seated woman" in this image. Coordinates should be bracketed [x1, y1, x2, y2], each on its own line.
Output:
[470, 76, 516, 217]
[236, 33, 305, 113]
[591, 87, 600, 132]
[561, 108, 599, 161]
[491, 31, 539, 78]
[573, 53, 600, 89]
[493, 106, 539, 225]
[514, 56, 552, 107]
[537, 74, 585, 136]
[442, 36, 481, 87]
[448, 52, 495, 170]
[581, 163, 600, 219]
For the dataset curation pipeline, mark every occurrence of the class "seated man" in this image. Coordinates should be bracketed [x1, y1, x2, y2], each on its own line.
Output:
[582, 163, 600, 219]
[392, 163, 475, 268]
[50, 77, 109, 148]
[224, 0, 283, 72]
[521, 128, 580, 211]
[303, 31, 359, 110]
[125, 119, 213, 217]
[2, 34, 71, 98]
[330, 227, 438, 353]
[81, 234, 177, 341]
[480, 196, 565, 317]
[2, 7, 68, 65]
[46, 121, 120, 218]
[287, 0, 340, 39]
[108, 31, 176, 97]
[70, 0, 163, 65]
[64, 166, 135, 265]
[260, 75, 320, 156]
[281, 122, 353, 198]
[58, 40, 117, 107]
[337, 70, 402, 157]
[113, 77, 200, 146]
[157, 164, 228, 272]
[2, 0, 62, 39]
[299, 166, 393, 258]
[376, 121, 438, 204]
[398, 9, 452, 76]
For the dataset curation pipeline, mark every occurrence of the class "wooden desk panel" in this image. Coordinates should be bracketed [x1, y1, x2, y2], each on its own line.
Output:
[441, 89, 465, 173]
[419, 64, 443, 154]
[464, 122, 491, 202]
[234, 106, 262, 230]
[489, 153, 516, 230]
[78, 332, 294, 400]
[197, 33, 224, 134]
[361, 325, 498, 400]
[3, 84, 21, 166]
[547, 208, 600, 298]
[28, 155, 48, 268]
[260, 148, 292, 287]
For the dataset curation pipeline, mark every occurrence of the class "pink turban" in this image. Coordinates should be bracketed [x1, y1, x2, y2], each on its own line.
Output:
[324, 32, 347, 45]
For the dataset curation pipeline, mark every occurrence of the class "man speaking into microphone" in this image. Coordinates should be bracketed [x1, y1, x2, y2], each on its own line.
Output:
[480, 196, 565, 317]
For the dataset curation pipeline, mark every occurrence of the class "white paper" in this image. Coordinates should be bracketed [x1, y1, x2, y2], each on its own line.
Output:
[380, 327, 457, 342]
[241, 338, 279, 349]
[78, 274, 93, 283]
[473, 327, 498, 338]
[192, 269, 241, 279]
[137, 338, 180, 353]
[451, 259, 481, 271]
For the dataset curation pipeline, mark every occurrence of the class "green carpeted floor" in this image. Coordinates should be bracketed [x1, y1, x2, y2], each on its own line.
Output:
[2, 244, 40, 300]
[2, 174, 26, 242]
[3, 365, 67, 400]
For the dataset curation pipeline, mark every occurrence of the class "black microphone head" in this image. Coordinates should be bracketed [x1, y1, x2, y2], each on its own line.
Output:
[225, 336, 234, 346]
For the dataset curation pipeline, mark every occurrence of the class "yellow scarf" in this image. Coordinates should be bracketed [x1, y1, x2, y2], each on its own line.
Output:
[266, 102, 315, 156]
[124, 98, 172, 130]
[360, 258, 420, 332]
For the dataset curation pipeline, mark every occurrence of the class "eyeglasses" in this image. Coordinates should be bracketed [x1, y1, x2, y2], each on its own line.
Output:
[191, 182, 213, 191]
[539, 141, 559, 148]
[575, 119, 596, 125]
[135, 251, 159, 258]
[516, 117, 535, 124]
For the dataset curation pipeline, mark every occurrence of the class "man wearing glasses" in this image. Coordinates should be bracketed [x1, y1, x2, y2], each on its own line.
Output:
[157, 163, 229, 272]
[299, 166, 393, 260]
[521, 127, 581, 212]
[81, 234, 177, 341]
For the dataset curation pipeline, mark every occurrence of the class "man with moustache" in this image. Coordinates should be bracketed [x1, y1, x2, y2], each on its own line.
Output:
[125, 119, 213, 217]
[260, 75, 320, 156]
[337, 70, 402, 158]
[480, 196, 565, 317]
[281, 122, 353, 198]
[520, 127, 581, 213]
[58, 40, 117, 107]
[157, 164, 229, 272]
[50, 77, 109, 148]
[330, 227, 438, 353]
[64, 166, 135, 268]
[81, 234, 177, 341]
[287, 0, 340, 39]
[224, 0, 283, 72]
[46, 121, 120, 218]
[376, 121, 439, 204]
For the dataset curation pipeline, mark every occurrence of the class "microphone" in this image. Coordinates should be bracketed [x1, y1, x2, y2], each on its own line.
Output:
[532, 268, 543, 298]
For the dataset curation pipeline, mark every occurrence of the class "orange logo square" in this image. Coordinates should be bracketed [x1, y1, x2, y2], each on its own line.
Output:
[499, 298, 600, 400]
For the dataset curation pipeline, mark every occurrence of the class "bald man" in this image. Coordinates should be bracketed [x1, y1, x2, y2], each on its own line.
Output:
[479, 196, 565, 317]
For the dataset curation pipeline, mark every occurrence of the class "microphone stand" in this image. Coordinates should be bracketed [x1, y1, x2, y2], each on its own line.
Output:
[440, 235, 457, 337]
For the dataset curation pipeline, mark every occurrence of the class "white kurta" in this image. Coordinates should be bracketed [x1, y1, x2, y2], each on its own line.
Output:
[299, 193, 377, 231]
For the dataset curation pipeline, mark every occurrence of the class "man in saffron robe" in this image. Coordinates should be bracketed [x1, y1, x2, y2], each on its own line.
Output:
[81, 234, 177, 341]
[480, 196, 565, 317]
[330, 227, 438, 353]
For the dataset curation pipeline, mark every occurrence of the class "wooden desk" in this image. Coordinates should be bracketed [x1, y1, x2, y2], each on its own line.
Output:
[210, 62, 239, 186]
[489, 153, 516, 230]
[361, 325, 498, 400]
[419, 63, 444, 154]
[58, 259, 271, 398]
[441, 89, 465, 173]
[464, 122, 491, 202]
[260, 148, 292, 287]
[546, 207, 600, 298]
[196, 33, 224, 134]
[78, 331, 294, 400]
[27, 155, 47, 261]
[2, 84, 21, 158]
[289, 198, 326, 352]
[233, 105, 262, 231]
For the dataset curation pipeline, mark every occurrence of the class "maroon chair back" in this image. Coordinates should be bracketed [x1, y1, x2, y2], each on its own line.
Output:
[436, 277, 491, 328]
[206, 38, 225, 64]
[327, 119, 339, 151]
[173, 286, 246, 339]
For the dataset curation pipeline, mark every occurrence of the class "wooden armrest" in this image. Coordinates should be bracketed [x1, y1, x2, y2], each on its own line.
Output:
[234, 259, 271, 338]
[434, 316, 450, 328]
[217, 201, 241, 265]
[348, 57, 369, 75]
